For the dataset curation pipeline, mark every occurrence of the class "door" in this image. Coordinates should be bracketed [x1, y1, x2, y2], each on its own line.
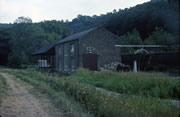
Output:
[83, 54, 98, 71]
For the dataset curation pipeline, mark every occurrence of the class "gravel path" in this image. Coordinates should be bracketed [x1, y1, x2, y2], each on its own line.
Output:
[0, 73, 64, 117]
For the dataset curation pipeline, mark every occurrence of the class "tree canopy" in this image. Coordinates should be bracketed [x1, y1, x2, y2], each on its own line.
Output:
[14, 16, 33, 24]
[2, 20, 69, 67]
[105, 1, 179, 40]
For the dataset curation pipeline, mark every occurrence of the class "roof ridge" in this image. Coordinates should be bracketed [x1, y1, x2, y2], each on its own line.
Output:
[56, 27, 97, 45]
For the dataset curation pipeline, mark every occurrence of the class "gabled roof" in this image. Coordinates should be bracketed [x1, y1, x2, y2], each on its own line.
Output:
[32, 43, 55, 56]
[56, 27, 96, 45]
[32, 27, 97, 56]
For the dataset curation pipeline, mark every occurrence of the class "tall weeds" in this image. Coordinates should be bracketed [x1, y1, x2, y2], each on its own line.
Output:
[7, 69, 180, 117]
[0, 74, 7, 105]
[74, 69, 180, 99]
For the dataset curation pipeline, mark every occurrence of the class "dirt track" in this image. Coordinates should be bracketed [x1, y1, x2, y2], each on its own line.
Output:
[0, 73, 64, 117]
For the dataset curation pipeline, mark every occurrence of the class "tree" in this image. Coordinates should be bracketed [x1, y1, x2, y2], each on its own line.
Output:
[8, 20, 69, 67]
[8, 23, 46, 67]
[0, 27, 11, 40]
[14, 16, 33, 24]
[120, 29, 143, 45]
[119, 29, 143, 53]
[113, 9, 117, 13]
[144, 27, 176, 50]
[105, 1, 179, 40]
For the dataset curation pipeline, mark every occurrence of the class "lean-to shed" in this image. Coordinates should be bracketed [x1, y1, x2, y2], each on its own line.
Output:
[32, 43, 55, 68]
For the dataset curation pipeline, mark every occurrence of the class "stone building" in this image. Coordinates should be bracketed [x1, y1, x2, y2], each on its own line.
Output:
[55, 27, 121, 73]
[33, 27, 121, 73]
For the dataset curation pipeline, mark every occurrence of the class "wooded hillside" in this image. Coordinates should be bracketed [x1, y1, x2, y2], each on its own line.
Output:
[0, 0, 179, 67]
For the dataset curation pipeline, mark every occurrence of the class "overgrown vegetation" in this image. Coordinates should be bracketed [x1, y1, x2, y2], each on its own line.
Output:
[74, 69, 180, 99]
[0, 73, 7, 105]
[5, 68, 179, 117]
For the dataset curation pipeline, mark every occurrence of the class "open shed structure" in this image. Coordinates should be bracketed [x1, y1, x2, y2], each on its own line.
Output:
[32, 43, 55, 69]
[115, 45, 167, 72]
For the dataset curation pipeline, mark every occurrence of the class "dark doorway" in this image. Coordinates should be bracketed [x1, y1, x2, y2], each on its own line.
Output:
[83, 54, 98, 71]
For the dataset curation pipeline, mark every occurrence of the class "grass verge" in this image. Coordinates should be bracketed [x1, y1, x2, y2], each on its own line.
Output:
[6, 69, 180, 117]
[0, 73, 7, 105]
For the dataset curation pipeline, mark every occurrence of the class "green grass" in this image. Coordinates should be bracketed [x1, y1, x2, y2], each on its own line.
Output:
[73, 69, 180, 99]
[5, 69, 92, 117]
[0, 73, 7, 105]
[5, 69, 180, 117]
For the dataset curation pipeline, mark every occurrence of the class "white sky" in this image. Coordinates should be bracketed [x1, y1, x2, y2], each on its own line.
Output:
[0, 0, 150, 23]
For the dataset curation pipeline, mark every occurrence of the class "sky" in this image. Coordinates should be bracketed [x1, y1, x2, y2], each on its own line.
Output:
[0, 0, 150, 23]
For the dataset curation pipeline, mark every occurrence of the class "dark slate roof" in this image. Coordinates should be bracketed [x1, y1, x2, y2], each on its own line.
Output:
[56, 27, 96, 45]
[32, 27, 97, 56]
[32, 43, 55, 56]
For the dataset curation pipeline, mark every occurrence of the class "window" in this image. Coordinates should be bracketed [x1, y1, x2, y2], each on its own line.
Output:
[64, 43, 69, 71]
[58, 46, 62, 70]
[71, 44, 74, 56]
[70, 44, 75, 71]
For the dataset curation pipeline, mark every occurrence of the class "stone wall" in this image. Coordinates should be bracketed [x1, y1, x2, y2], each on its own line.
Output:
[79, 28, 121, 70]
